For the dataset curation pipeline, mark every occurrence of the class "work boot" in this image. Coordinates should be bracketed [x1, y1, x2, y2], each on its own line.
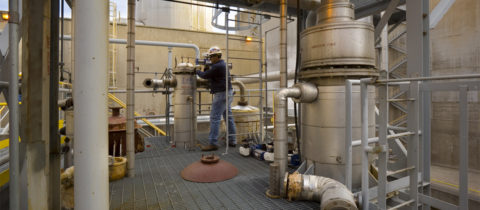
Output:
[201, 144, 218, 151]
[228, 142, 236, 147]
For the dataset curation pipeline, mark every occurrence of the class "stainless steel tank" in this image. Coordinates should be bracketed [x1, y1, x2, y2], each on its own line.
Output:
[299, 0, 378, 189]
[173, 63, 198, 150]
[300, 0, 375, 68]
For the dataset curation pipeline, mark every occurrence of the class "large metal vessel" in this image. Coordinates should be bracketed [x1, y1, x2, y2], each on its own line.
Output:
[299, 0, 378, 189]
[173, 64, 198, 150]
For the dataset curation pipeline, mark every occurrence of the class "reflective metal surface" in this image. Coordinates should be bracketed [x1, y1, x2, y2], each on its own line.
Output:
[301, 83, 376, 189]
[173, 65, 198, 150]
[300, 22, 375, 68]
[300, 0, 375, 68]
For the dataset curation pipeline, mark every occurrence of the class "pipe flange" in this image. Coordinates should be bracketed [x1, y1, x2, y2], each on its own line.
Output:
[286, 172, 303, 201]
[292, 83, 318, 103]
[299, 67, 379, 79]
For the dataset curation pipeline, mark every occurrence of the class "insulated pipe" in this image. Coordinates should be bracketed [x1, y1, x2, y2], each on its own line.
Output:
[360, 78, 372, 210]
[126, 0, 136, 177]
[74, 0, 109, 209]
[235, 71, 296, 84]
[8, 0, 20, 208]
[231, 80, 248, 106]
[270, 83, 317, 197]
[285, 172, 357, 210]
[280, 0, 288, 90]
[62, 35, 201, 61]
[344, 79, 360, 191]
[270, 0, 288, 195]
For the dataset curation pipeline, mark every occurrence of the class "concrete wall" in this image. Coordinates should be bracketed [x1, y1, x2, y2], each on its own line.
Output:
[429, 0, 480, 171]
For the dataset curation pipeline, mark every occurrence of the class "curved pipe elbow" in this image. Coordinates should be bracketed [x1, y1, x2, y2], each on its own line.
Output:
[231, 80, 248, 106]
[285, 173, 357, 210]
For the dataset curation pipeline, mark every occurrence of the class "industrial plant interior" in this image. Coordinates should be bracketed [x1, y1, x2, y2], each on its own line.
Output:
[0, 0, 479, 209]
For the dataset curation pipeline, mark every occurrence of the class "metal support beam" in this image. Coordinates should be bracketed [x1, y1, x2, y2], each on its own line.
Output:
[421, 0, 432, 207]
[374, 0, 402, 39]
[377, 20, 389, 209]
[8, 0, 20, 208]
[430, 0, 456, 29]
[21, 0, 52, 208]
[49, 0, 61, 208]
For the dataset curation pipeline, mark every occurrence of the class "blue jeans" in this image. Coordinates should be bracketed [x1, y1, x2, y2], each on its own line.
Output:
[209, 89, 236, 146]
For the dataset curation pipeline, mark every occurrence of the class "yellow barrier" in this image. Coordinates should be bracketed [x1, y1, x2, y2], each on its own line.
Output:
[107, 93, 166, 136]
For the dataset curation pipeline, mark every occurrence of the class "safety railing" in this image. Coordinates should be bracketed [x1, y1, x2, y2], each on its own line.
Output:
[107, 93, 166, 136]
[345, 75, 480, 210]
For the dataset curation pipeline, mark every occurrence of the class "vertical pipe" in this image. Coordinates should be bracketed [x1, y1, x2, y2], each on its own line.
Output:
[258, 15, 264, 142]
[377, 19, 389, 210]
[166, 48, 172, 138]
[360, 79, 370, 210]
[60, 0, 65, 82]
[280, 0, 288, 89]
[224, 9, 230, 154]
[50, 0, 61, 207]
[458, 85, 468, 210]
[74, 0, 109, 209]
[344, 80, 353, 190]
[8, 0, 20, 208]
[126, 0, 136, 177]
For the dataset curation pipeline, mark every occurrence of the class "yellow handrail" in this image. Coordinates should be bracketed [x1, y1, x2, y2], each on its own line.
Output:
[107, 93, 166, 136]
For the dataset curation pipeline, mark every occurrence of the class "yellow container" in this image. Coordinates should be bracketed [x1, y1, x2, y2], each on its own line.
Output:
[109, 156, 127, 181]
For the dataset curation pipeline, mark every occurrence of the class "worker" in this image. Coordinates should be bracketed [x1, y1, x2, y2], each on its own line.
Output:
[196, 46, 237, 151]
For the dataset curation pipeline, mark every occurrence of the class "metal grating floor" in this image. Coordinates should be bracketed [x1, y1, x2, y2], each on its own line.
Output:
[109, 135, 319, 210]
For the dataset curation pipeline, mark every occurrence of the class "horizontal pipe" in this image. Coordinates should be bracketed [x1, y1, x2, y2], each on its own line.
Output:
[0, 81, 8, 88]
[62, 35, 200, 59]
[376, 74, 480, 83]
[235, 71, 296, 84]
[351, 131, 415, 147]
[143, 78, 175, 88]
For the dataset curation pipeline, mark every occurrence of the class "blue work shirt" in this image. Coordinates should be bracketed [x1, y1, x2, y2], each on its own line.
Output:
[196, 59, 233, 93]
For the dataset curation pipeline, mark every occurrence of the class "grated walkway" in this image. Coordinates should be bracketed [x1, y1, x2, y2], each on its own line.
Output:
[109, 135, 319, 210]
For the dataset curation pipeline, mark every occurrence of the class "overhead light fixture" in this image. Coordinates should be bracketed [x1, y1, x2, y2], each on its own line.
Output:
[245, 36, 253, 42]
[1, 13, 9, 21]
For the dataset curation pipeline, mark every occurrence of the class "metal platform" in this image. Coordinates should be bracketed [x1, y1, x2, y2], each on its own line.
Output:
[109, 135, 319, 210]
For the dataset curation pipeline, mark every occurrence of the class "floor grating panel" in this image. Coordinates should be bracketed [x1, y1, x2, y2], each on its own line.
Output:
[109, 134, 319, 210]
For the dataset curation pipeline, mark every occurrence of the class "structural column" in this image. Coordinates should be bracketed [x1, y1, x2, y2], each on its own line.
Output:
[21, 0, 51, 208]
[126, 0, 136, 177]
[8, 0, 20, 208]
[73, 0, 109, 209]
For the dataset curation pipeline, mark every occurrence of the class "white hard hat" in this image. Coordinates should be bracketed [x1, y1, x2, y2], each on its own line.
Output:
[207, 46, 222, 56]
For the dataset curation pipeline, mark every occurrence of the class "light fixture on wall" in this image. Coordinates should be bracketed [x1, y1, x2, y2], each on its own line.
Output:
[1, 13, 9, 21]
[245, 36, 253, 42]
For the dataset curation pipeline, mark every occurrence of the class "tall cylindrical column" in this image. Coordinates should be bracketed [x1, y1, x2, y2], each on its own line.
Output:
[8, 0, 20, 208]
[126, 0, 136, 177]
[74, 0, 109, 209]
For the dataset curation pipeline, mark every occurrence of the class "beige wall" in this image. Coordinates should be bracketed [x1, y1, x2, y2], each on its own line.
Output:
[429, 0, 480, 170]
[61, 20, 262, 117]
